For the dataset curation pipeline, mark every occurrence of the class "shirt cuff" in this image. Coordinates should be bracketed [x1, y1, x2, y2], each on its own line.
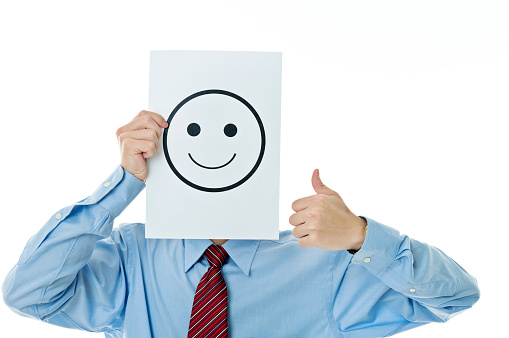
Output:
[349, 216, 403, 276]
[76, 165, 146, 219]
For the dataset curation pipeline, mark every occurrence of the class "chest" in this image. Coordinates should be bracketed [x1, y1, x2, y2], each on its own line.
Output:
[229, 256, 333, 336]
[124, 247, 338, 337]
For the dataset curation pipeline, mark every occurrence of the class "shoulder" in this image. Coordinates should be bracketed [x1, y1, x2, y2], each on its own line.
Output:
[262, 229, 299, 245]
[256, 230, 338, 270]
[107, 222, 147, 249]
[108, 222, 182, 251]
[258, 230, 326, 256]
[112, 222, 146, 238]
[107, 223, 184, 264]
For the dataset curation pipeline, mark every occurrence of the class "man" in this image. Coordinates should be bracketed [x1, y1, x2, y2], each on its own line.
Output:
[2, 110, 480, 337]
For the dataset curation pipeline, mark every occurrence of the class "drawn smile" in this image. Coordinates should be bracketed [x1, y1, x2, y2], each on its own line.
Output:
[188, 153, 237, 170]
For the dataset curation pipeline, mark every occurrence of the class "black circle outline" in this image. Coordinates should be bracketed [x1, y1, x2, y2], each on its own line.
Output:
[163, 89, 266, 192]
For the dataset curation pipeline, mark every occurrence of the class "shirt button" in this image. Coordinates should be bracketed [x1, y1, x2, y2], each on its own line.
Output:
[363, 257, 371, 263]
[409, 288, 416, 293]
[55, 213, 62, 220]
[103, 182, 111, 188]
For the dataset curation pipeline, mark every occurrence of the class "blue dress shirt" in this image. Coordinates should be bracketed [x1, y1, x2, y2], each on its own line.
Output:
[2, 166, 480, 337]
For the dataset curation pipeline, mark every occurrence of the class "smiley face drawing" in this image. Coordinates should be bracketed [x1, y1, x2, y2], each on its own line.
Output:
[163, 89, 266, 192]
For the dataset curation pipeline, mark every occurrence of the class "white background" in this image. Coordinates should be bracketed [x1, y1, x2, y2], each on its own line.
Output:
[0, 1, 506, 337]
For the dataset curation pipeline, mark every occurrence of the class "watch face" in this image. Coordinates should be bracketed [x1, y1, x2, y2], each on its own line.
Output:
[163, 89, 266, 192]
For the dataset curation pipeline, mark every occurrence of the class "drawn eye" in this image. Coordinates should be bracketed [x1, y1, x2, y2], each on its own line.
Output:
[187, 123, 201, 136]
[224, 123, 237, 137]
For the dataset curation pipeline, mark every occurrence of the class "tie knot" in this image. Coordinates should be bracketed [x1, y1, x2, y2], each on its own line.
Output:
[204, 245, 229, 268]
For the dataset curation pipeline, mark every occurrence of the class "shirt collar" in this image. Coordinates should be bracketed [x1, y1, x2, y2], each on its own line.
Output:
[184, 238, 260, 276]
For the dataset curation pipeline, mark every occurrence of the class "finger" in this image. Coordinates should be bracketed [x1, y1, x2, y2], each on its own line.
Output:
[118, 129, 160, 150]
[298, 235, 313, 248]
[312, 169, 337, 196]
[291, 195, 315, 212]
[120, 116, 164, 138]
[289, 210, 307, 226]
[136, 110, 168, 128]
[292, 224, 309, 238]
[123, 138, 158, 158]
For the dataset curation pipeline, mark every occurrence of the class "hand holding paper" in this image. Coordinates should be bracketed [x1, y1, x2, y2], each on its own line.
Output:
[116, 110, 168, 182]
[290, 169, 367, 251]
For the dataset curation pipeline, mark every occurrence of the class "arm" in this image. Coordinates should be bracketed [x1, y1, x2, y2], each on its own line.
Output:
[2, 110, 167, 333]
[334, 216, 480, 336]
[289, 169, 480, 336]
[2, 166, 145, 333]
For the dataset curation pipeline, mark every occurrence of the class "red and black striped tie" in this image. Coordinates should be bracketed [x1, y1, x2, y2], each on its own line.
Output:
[188, 244, 229, 338]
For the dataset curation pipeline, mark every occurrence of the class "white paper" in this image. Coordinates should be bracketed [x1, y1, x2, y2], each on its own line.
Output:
[146, 50, 281, 239]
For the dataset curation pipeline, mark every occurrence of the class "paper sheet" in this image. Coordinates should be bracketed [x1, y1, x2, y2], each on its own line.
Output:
[146, 50, 281, 239]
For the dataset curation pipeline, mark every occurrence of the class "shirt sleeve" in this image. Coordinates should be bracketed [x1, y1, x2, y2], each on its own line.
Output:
[331, 216, 480, 337]
[1, 166, 145, 334]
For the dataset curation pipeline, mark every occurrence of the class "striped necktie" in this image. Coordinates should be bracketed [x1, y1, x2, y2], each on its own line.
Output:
[188, 244, 229, 338]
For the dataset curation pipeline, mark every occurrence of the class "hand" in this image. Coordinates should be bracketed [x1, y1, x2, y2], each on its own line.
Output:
[116, 110, 168, 182]
[289, 169, 367, 251]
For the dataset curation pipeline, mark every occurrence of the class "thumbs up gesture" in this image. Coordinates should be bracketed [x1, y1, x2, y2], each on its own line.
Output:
[289, 169, 367, 251]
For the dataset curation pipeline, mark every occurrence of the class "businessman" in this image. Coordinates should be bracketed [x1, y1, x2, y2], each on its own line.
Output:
[2, 110, 480, 337]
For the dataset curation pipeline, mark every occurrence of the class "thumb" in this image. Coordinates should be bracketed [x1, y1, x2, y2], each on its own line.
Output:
[312, 169, 337, 195]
